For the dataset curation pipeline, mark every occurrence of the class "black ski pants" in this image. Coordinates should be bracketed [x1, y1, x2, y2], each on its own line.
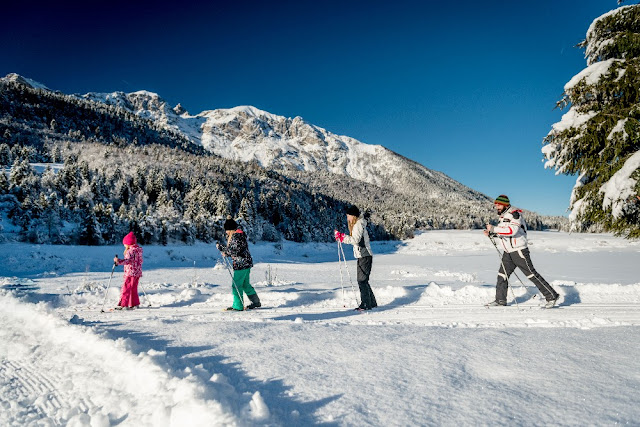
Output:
[357, 256, 377, 309]
[496, 248, 559, 303]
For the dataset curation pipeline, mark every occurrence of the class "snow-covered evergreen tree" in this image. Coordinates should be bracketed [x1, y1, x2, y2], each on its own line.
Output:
[0, 171, 9, 194]
[77, 181, 103, 245]
[0, 144, 11, 165]
[543, 3, 640, 237]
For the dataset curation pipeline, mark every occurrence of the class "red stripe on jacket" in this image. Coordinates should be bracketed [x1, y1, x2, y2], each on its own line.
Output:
[497, 226, 515, 236]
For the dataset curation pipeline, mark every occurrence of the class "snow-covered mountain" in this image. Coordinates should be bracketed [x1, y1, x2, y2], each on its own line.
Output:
[80, 89, 487, 202]
[80, 90, 207, 144]
[2, 73, 486, 203]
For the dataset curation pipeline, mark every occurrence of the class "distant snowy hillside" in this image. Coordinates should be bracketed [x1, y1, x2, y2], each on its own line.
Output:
[81, 90, 487, 203]
[81, 90, 207, 146]
[1, 74, 490, 204]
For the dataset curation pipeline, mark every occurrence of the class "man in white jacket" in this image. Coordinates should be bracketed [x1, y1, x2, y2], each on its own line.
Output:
[484, 195, 560, 309]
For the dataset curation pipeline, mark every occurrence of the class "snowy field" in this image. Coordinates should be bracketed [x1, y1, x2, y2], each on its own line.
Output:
[1, 230, 640, 426]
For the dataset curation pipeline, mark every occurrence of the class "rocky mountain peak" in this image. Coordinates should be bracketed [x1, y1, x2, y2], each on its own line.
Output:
[3, 73, 50, 90]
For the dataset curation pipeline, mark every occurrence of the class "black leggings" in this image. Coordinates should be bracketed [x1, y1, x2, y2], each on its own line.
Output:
[357, 256, 377, 309]
[496, 248, 559, 302]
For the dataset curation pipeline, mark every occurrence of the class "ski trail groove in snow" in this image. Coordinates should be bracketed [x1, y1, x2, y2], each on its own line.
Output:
[0, 358, 94, 422]
[0, 294, 241, 426]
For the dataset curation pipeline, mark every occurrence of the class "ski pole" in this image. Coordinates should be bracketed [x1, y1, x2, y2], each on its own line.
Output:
[100, 256, 118, 313]
[191, 260, 197, 286]
[219, 251, 245, 308]
[488, 235, 520, 309]
[337, 241, 346, 307]
[225, 257, 245, 308]
[138, 282, 152, 307]
[338, 241, 360, 307]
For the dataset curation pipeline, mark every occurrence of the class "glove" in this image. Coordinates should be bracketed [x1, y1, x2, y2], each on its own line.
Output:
[216, 243, 226, 255]
[334, 230, 345, 242]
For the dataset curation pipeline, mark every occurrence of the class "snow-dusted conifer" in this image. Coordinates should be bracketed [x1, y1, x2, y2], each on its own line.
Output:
[0, 171, 8, 194]
[0, 144, 11, 165]
[33, 192, 64, 244]
[543, 4, 640, 237]
[9, 159, 36, 200]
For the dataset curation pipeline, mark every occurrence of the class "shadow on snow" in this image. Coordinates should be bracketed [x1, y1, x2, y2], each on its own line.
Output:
[78, 319, 341, 426]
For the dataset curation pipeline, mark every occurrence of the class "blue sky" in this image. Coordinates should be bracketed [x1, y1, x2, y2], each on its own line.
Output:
[1, 1, 627, 216]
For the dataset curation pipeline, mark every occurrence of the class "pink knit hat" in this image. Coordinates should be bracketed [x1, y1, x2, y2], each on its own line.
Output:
[122, 232, 137, 245]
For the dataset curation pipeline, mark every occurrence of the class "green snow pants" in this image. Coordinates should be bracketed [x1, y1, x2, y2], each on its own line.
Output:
[231, 268, 257, 310]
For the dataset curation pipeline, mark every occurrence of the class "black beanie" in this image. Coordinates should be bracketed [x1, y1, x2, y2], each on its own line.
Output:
[346, 205, 360, 217]
[224, 216, 238, 231]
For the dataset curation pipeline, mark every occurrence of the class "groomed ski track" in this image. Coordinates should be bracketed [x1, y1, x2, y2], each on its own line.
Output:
[67, 301, 640, 328]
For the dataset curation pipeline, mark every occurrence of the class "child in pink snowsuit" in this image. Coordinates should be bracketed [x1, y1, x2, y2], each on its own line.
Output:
[113, 232, 143, 309]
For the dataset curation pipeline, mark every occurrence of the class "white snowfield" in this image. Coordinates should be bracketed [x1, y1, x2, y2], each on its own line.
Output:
[1, 230, 639, 426]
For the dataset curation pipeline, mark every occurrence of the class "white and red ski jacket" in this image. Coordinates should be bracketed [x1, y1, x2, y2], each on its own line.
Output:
[492, 206, 528, 253]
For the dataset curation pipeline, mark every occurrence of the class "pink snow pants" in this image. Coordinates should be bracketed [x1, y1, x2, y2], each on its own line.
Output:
[118, 276, 140, 307]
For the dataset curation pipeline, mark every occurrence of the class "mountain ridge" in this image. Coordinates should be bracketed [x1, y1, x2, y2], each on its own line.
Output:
[77, 83, 492, 207]
[6, 73, 489, 205]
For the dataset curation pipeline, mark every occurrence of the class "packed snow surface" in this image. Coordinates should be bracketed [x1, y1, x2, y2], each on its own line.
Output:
[1, 230, 640, 426]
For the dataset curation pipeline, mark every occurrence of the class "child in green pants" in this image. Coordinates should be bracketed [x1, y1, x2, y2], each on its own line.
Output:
[217, 217, 261, 311]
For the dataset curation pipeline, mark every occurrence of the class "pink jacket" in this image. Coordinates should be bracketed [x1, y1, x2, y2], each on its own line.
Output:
[118, 244, 143, 277]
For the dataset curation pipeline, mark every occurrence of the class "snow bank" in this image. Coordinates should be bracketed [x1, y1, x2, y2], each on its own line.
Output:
[0, 293, 239, 426]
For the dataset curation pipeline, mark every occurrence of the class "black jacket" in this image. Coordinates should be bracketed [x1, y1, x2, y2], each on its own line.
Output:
[219, 230, 253, 270]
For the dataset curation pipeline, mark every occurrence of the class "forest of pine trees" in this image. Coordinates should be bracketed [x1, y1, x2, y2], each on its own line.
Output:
[0, 142, 361, 245]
